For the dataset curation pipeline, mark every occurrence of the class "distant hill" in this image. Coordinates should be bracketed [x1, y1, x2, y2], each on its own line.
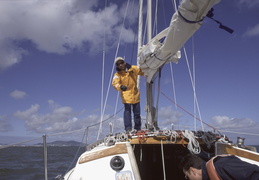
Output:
[36, 140, 86, 146]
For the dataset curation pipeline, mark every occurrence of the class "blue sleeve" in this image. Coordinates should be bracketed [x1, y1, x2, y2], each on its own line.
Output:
[215, 156, 259, 180]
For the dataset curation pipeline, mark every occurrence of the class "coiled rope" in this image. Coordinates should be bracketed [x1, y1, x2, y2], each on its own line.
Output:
[182, 130, 201, 154]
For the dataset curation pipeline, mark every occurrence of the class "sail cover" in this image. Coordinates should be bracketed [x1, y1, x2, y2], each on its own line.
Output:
[138, 0, 221, 83]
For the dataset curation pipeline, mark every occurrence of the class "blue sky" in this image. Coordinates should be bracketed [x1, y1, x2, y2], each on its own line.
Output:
[0, 0, 259, 145]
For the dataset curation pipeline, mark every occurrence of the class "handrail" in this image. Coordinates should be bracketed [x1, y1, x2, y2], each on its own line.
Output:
[0, 136, 42, 149]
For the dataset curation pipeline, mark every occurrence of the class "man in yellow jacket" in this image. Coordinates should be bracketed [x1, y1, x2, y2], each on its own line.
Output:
[112, 57, 144, 132]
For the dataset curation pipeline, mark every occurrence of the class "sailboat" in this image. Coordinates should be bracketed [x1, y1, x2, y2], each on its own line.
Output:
[59, 0, 259, 179]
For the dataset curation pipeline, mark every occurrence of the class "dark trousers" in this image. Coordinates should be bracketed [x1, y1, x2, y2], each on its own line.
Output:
[124, 102, 141, 131]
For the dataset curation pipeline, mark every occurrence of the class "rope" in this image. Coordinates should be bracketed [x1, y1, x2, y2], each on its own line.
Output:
[124, 0, 138, 65]
[104, 135, 116, 146]
[65, 129, 87, 174]
[47, 128, 86, 137]
[155, 69, 162, 126]
[0, 136, 42, 150]
[161, 140, 166, 180]
[168, 130, 179, 143]
[140, 144, 143, 162]
[182, 130, 201, 154]
[153, 0, 158, 36]
[97, 0, 131, 140]
[113, 90, 120, 132]
[218, 130, 259, 137]
[169, 62, 178, 110]
[98, 0, 108, 142]
[161, 91, 222, 136]
[217, 134, 229, 144]
[183, 47, 204, 131]
[137, 130, 148, 143]
[191, 38, 197, 131]
[115, 132, 128, 142]
[172, 0, 178, 12]
[178, 10, 204, 24]
[200, 131, 218, 149]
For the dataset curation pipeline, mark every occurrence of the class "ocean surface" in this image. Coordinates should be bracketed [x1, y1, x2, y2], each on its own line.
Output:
[0, 145, 258, 180]
[0, 146, 85, 180]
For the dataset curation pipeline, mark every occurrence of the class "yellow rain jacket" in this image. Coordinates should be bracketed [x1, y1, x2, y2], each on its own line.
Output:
[112, 65, 144, 104]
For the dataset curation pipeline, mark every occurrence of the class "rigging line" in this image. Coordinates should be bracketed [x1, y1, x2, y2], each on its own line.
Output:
[123, 0, 137, 65]
[99, 51, 105, 134]
[87, 106, 124, 144]
[172, 0, 178, 12]
[218, 130, 259, 137]
[130, 19, 138, 65]
[65, 129, 87, 174]
[137, 0, 143, 89]
[98, 0, 108, 140]
[88, 107, 124, 129]
[97, 0, 131, 140]
[113, 90, 120, 130]
[161, 0, 167, 27]
[169, 62, 178, 110]
[160, 91, 222, 136]
[0, 136, 42, 150]
[152, 0, 158, 36]
[161, 140, 166, 180]
[100, 0, 107, 136]
[166, 0, 178, 110]
[142, 1, 148, 46]
[1, 108, 125, 150]
[47, 128, 86, 137]
[147, 0, 152, 41]
[183, 47, 204, 131]
[155, 68, 162, 124]
[142, 16, 147, 46]
[192, 37, 197, 131]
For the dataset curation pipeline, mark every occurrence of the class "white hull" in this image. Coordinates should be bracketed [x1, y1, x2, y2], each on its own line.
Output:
[64, 142, 140, 179]
[62, 131, 259, 180]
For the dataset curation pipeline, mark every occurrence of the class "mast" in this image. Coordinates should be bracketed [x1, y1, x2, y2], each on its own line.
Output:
[137, 0, 143, 89]
[137, 0, 223, 130]
[145, 0, 158, 130]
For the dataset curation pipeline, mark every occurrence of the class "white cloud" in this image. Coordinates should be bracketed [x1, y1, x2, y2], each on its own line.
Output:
[0, 40, 28, 70]
[10, 90, 27, 99]
[0, 115, 13, 132]
[243, 24, 259, 37]
[0, 0, 138, 70]
[12, 100, 117, 136]
[237, 0, 259, 8]
[158, 106, 183, 128]
[14, 104, 40, 122]
[14, 102, 76, 133]
[211, 115, 256, 129]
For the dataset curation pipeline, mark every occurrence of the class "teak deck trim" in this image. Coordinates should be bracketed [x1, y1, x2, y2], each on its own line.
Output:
[79, 143, 127, 164]
[219, 143, 259, 162]
[129, 136, 189, 144]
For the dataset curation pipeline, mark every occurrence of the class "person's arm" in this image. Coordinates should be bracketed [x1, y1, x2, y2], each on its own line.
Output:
[138, 68, 144, 76]
[112, 73, 127, 91]
[130, 65, 144, 76]
[215, 156, 259, 180]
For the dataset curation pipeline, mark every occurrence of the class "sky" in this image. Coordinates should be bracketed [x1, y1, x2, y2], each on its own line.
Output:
[0, 0, 259, 146]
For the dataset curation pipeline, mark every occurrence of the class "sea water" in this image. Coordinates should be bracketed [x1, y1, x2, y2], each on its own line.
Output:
[0, 146, 85, 180]
[1, 145, 258, 180]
